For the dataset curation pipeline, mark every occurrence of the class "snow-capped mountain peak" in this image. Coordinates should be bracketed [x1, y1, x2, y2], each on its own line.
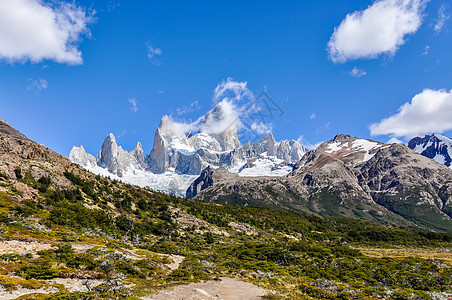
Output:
[408, 133, 452, 167]
[322, 135, 387, 164]
[68, 114, 308, 196]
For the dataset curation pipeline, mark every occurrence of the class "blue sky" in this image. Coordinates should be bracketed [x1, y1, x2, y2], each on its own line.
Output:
[0, 0, 451, 155]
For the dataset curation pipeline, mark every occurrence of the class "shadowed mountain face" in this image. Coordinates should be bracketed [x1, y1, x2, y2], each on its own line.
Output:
[189, 135, 452, 232]
[409, 134, 452, 168]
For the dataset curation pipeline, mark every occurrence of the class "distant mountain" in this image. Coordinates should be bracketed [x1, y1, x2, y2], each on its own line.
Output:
[408, 133, 452, 167]
[189, 134, 452, 232]
[68, 112, 307, 196]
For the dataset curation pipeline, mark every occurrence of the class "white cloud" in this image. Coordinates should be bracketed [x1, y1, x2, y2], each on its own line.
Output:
[349, 67, 367, 78]
[434, 4, 449, 33]
[328, 0, 427, 63]
[0, 0, 93, 65]
[310, 113, 317, 120]
[165, 78, 275, 140]
[200, 99, 242, 134]
[165, 78, 277, 142]
[387, 137, 403, 144]
[146, 42, 162, 65]
[26, 78, 48, 94]
[166, 117, 199, 137]
[128, 97, 138, 113]
[370, 89, 452, 139]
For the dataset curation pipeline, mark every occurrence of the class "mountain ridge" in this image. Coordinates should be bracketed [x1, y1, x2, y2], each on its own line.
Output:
[189, 134, 452, 232]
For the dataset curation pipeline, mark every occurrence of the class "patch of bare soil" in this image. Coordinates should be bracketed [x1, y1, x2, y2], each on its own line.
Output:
[142, 277, 267, 300]
[0, 286, 58, 300]
[0, 240, 53, 255]
[163, 254, 185, 271]
[47, 278, 103, 292]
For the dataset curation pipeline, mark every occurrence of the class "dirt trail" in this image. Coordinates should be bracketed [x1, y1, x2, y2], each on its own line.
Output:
[143, 277, 267, 300]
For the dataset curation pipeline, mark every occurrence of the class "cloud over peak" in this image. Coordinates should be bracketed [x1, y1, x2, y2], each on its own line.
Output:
[165, 78, 274, 140]
[328, 0, 427, 63]
[0, 0, 93, 65]
[370, 89, 452, 139]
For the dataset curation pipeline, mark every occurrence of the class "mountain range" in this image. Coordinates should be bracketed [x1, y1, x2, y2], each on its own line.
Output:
[68, 114, 307, 196]
[63, 109, 452, 232]
[188, 134, 452, 232]
[3, 116, 452, 232]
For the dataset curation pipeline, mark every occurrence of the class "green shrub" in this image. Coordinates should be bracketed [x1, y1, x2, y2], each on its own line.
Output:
[18, 262, 57, 279]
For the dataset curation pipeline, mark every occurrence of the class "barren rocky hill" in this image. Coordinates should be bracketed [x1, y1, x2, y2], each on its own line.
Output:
[0, 119, 89, 188]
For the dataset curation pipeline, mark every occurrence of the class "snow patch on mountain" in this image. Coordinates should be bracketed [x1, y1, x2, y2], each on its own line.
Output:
[325, 138, 385, 163]
[234, 152, 293, 177]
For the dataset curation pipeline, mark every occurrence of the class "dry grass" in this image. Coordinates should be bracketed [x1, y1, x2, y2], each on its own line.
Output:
[357, 247, 452, 265]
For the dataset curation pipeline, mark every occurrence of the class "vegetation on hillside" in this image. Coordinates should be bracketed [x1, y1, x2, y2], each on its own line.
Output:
[0, 170, 451, 299]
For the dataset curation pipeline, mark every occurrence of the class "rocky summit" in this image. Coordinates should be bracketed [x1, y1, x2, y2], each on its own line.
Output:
[189, 134, 452, 232]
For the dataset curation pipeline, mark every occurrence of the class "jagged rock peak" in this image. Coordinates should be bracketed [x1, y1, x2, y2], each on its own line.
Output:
[157, 115, 172, 137]
[68, 145, 97, 169]
[133, 142, 143, 152]
[408, 133, 452, 167]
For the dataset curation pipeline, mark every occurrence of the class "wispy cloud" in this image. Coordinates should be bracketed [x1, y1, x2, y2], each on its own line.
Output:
[316, 122, 331, 134]
[310, 113, 317, 120]
[434, 5, 450, 33]
[129, 97, 138, 113]
[348, 67, 367, 78]
[117, 129, 126, 138]
[370, 89, 452, 139]
[177, 100, 201, 116]
[250, 121, 272, 135]
[26, 78, 48, 94]
[107, 1, 120, 12]
[328, 0, 427, 63]
[146, 42, 162, 65]
[421, 45, 430, 56]
[0, 0, 94, 65]
[213, 77, 253, 103]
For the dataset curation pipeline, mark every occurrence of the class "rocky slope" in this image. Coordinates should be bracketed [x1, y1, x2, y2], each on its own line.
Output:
[409, 133, 452, 167]
[189, 135, 452, 232]
[0, 120, 87, 188]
